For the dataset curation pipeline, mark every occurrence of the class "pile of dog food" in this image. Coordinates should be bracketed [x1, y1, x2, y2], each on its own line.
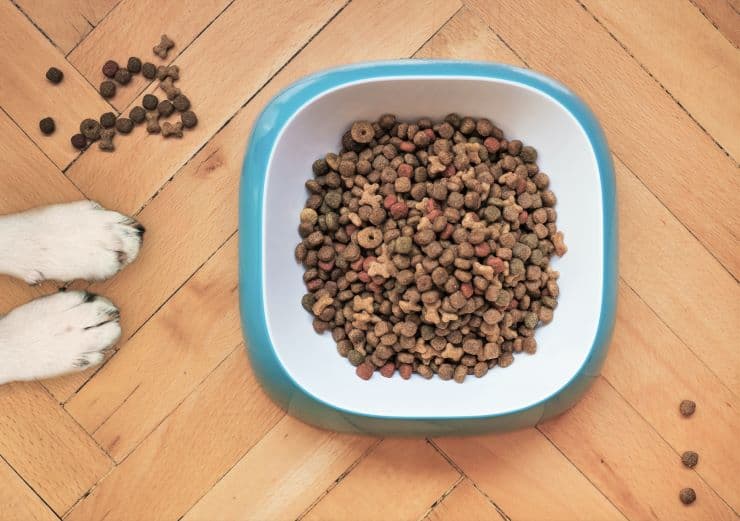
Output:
[39, 35, 198, 152]
[296, 114, 566, 382]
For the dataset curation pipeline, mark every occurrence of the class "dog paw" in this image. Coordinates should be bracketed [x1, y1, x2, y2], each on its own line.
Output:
[0, 291, 120, 384]
[0, 200, 144, 284]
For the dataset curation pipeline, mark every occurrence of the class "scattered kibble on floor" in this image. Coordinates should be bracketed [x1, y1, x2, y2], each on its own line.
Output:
[102, 60, 119, 78]
[680, 400, 696, 417]
[142, 62, 156, 79]
[679, 488, 696, 505]
[181, 110, 197, 129]
[153, 34, 174, 58]
[130, 106, 146, 124]
[681, 450, 698, 468]
[297, 114, 566, 381]
[157, 100, 175, 117]
[99, 80, 116, 98]
[127, 57, 142, 74]
[115, 118, 134, 134]
[80, 118, 101, 141]
[45, 67, 63, 84]
[70, 133, 87, 150]
[100, 112, 116, 129]
[142, 94, 159, 110]
[39, 117, 55, 135]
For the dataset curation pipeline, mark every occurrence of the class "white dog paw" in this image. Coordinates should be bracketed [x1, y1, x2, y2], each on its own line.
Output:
[0, 291, 120, 384]
[0, 200, 144, 284]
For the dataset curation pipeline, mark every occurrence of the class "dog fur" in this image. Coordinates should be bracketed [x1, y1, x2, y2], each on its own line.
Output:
[0, 200, 143, 385]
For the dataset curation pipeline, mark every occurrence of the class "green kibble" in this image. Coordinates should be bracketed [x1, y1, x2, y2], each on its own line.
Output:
[301, 293, 315, 313]
[347, 350, 365, 366]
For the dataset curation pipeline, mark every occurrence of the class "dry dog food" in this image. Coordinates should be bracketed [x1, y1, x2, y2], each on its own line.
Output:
[100, 112, 116, 129]
[45, 67, 63, 84]
[80, 118, 101, 140]
[153, 34, 174, 59]
[102, 60, 119, 78]
[70, 133, 87, 150]
[127, 57, 142, 74]
[296, 114, 566, 381]
[115, 117, 134, 134]
[129, 106, 146, 124]
[680, 400, 696, 417]
[679, 488, 696, 505]
[181, 110, 198, 128]
[162, 121, 183, 138]
[99, 80, 116, 99]
[681, 450, 698, 468]
[39, 117, 55, 135]
[142, 62, 157, 79]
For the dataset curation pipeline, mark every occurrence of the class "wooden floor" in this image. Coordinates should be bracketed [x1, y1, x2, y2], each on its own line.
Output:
[0, 0, 738, 519]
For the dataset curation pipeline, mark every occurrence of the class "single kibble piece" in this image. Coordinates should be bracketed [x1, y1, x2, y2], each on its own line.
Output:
[98, 128, 115, 151]
[141, 62, 157, 79]
[102, 60, 119, 78]
[145, 112, 160, 134]
[680, 400, 696, 417]
[45, 67, 63, 84]
[142, 94, 159, 111]
[156, 65, 179, 81]
[100, 112, 116, 129]
[172, 94, 190, 112]
[679, 488, 696, 505]
[39, 117, 55, 135]
[157, 99, 174, 117]
[127, 56, 142, 73]
[79, 118, 101, 140]
[70, 133, 87, 150]
[681, 451, 698, 468]
[180, 110, 197, 129]
[159, 77, 180, 100]
[99, 80, 116, 98]
[153, 34, 175, 58]
[350, 121, 374, 144]
[162, 121, 183, 138]
[114, 68, 131, 85]
[115, 117, 133, 134]
[129, 106, 146, 124]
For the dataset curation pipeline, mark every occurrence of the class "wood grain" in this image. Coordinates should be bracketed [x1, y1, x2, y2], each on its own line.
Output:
[0, 1, 112, 170]
[183, 416, 376, 521]
[65, 238, 241, 461]
[582, 0, 740, 159]
[466, 0, 740, 279]
[690, 0, 740, 46]
[0, 457, 58, 521]
[65, 347, 283, 521]
[303, 439, 460, 521]
[0, 381, 111, 514]
[425, 480, 504, 521]
[13, 0, 119, 54]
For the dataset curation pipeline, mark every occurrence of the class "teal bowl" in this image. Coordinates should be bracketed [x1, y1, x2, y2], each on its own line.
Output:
[239, 60, 617, 436]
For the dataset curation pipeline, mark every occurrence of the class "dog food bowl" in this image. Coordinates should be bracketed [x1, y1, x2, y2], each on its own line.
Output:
[239, 61, 617, 436]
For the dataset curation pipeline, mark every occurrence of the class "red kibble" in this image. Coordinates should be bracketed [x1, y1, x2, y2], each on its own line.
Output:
[351, 258, 364, 271]
[362, 256, 376, 271]
[345, 224, 357, 236]
[390, 201, 408, 219]
[440, 223, 454, 240]
[474, 243, 491, 257]
[427, 209, 441, 221]
[484, 137, 500, 153]
[445, 165, 456, 177]
[518, 211, 528, 224]
[399, 364, 413, 379]
[318, 260, 334, 271]
[399, 141, 415, 152]
[356, 362, 374, 380]
[486, 256, 505, 273]
[397, 164, 413, 178]
[460, 283, 474, 299]
[507, 298, 518, 310]
[367, 282, 382, 293]
[424, 128, 436, 142]
[306, 279, 323, 291]
[379, 362, 395, 378]
[516, 178, 527, 194]
[384, 194, 397, 210]
[358, 271, 370, 283]
[426, 198, 438, 212]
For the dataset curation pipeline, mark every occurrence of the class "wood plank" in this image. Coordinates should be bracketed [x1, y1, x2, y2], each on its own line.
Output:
[435, 430, 626, 521]
[614, 156, 740, 390]
[0, 1, 112, 170]
[606, 282, 740, 511]
[65, 347, 283, 521]
[582, 0, 740, 159]
[691, 0, 740, 47]
[539, 378, 736, 520]
[466, 0, 740, 279]
[0, 381, 112, 515]
[183, 416, 376, 521]
[13, 0, 119, 54]
[65, 237, 242, 461]
[425, 480, 504, 521]
[67, 0, 233, 112]
[302, 439, 460, 521]
[65, 0, 347, 216]
[0, 457, 59, 521]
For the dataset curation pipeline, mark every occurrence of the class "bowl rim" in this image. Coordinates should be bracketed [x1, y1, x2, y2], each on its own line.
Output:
[239, 60, 618, 430]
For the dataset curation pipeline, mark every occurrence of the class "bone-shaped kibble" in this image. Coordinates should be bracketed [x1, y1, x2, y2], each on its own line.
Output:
[159, 77, 181, 100]
[162, 121, 183, 138]
[156, 65, 179, 81]
[153, 34, 174, 59]
[145, 112, 160, 134]
[98, 128, 115, 151]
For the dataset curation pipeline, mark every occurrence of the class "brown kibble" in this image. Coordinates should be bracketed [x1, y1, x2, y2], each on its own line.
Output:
[99, 80, 116, 98]
[153, 34, 175, 59]
[158, 100, 175, 117]
[145, 112, 160, 134]
[80, 118, 101, 140]
[70, 133, 87, 150]
[351, 121, 374, 143]
[181, 110, 198, 129]
[129, 106, 146, 124]
[453, 364, 467, 383]
[142, 62, 157, 79]
[39, 117, 55, 135]
[98, 128, 115, 152]
[102, 60, 118, 78]
[681, 451, 698, 468]
[679, 400, 696, 417]
[45, 67, 63, 84]
[114, 68, 131, 85]
[679, 488, 696, 505]
[357, 227, 383, 249]
[173, 94, 190, 112]
[115, 117, 133, 134]
[159, 77, 180, 100]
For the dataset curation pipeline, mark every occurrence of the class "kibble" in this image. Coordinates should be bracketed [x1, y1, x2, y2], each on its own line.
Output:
[70, 133, 87, 150]
[679, 488, 696, 505]
[127, 56, 142, 73]
[129, 106, 146, 124]
[159, 77, 180, 100]
[80, 118, 101, 140]
[681, 451, 698, 468]
[181, 110, 198, 129]
[100, 112, 116, 128]
[157, 100, 174, 117]
[297, 114, 565, 380]
[45, 67, 63, 84]
[39, 117, 55, 135]
[99, 80, 116, 98]
[172, 94, 190, 112]
[114, 68, 131, 85]
[142, 94, 159, 111]
[115, 117, 134, 134]
[679, 400, 696, 417]
[98, 128, 115, 151]
[102, 60, 119, 78]
[141, 62, 157, 79]
[153, 34, 175, 59]
[162, 121, 183, 138]
[145, 111, 160, 134]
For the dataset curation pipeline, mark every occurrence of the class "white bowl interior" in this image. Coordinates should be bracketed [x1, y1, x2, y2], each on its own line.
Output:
[261, 77, 603, 418]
